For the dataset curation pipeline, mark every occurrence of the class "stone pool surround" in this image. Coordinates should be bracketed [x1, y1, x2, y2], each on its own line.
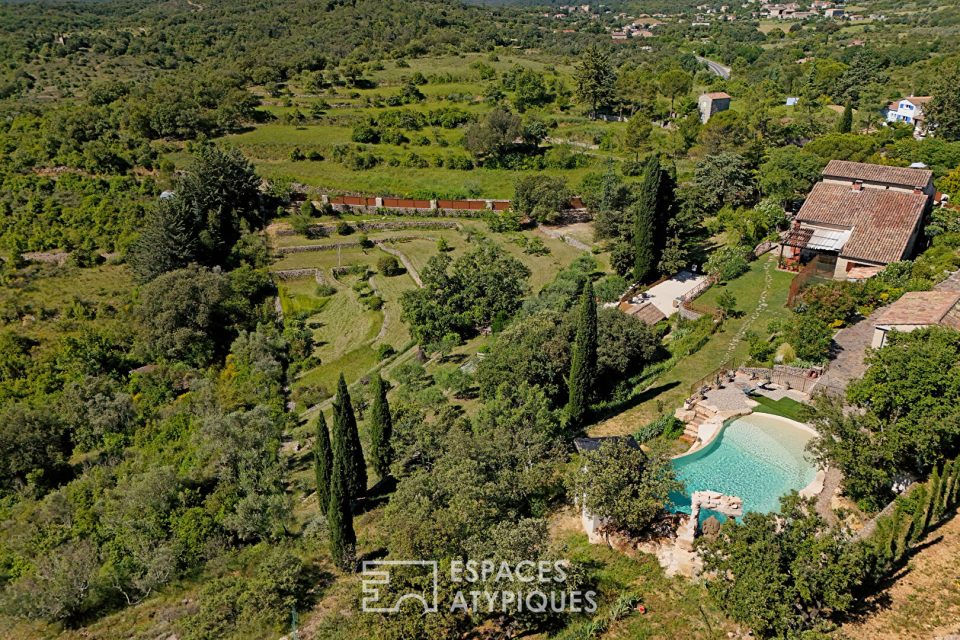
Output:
[583, 399, 828, 579]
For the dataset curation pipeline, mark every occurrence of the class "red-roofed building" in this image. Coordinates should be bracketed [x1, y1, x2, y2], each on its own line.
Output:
[872, 291, 960, 347]
[698, 92, 731, 123]
[780, 161, 934, 280]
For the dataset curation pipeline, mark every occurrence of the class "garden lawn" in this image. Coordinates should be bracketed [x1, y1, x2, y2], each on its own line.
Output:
[750, 394, 807, 422]
[591, 253, 796, 436]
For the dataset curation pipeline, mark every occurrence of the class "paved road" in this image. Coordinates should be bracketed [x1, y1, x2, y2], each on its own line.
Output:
[696, 56, 731, 80]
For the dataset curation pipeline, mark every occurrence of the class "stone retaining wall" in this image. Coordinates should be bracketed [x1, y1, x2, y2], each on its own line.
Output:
[274, 234, 432, 255]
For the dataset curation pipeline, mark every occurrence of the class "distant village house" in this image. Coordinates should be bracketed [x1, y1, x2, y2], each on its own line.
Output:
[698, 92, 731, 123]
[884, 96, 932, 137]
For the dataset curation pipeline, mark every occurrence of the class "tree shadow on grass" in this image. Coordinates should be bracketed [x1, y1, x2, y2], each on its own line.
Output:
[591, 380, 682, 424]
[354, 477, 397, 515]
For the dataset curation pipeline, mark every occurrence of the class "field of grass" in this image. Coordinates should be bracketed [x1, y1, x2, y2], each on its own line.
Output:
[591, 253, 796, 436]
[213, 51, 633, 200]
[275, 242, 418, 393]
[0, 262, 134, 346]
[271, 211, 604, 412]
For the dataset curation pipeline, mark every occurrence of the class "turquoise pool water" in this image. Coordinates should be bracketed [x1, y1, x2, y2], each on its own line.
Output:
[671, 412, 817, 517]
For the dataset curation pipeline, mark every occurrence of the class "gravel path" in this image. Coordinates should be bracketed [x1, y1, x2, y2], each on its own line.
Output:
[538, 225, 592, 252]
[717, 255, 773, 368]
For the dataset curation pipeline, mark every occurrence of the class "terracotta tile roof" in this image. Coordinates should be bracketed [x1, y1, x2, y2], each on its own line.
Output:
[873, 291, 960, 326]
[845, 265, 883, 280]
[904, 95, 932, 105]
[822, 160, 933, 189]
[795, 182, 926, 264]
[703, 92, 731, 100]
[625, 301, 667, 325]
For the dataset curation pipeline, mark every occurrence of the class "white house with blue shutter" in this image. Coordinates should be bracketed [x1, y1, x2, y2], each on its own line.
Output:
[884, 96, 931, 136]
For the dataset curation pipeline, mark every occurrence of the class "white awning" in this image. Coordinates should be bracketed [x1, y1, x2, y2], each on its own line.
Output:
[804, 227, 851, 252]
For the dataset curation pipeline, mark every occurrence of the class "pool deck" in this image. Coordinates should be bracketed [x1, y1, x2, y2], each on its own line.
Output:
[677, 371, 811, 456]
[674, 373, 826, 507]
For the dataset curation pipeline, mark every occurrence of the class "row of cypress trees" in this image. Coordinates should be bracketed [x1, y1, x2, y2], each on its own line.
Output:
[314, 372, 394, 570]
[868, 456, 960, 575]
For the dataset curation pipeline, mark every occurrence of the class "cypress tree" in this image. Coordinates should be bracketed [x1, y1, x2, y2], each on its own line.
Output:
[925, 465, 942, 529]
[837, 102, 853, 134]
[129, 197, 199, 283]
[950, 456, 960, 508]
[333, 374, 367, 497]
[327, 424, 356, 571]
[368, 373, 393, 481]
[908, 484, 929, 544]
[632, 156, 661, 282]
[314, 412, 333, 515]
[937, 459, 952, 520]
[567, 280, 598, 428]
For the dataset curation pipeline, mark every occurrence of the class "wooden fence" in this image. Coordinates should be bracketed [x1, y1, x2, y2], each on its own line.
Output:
[787, 256, 834, 307]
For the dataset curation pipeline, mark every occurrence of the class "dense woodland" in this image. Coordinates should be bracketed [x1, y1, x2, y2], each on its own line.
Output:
[3, 0, 960, 638]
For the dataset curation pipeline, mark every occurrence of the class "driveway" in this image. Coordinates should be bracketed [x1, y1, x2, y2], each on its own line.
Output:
[644, 271, 709, 317]
[815, 269, 960, 394]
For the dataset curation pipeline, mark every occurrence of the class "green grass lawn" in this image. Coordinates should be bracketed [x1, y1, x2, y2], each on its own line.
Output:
[750, 394, 808, 422]
[592, 253, 796, 436]
[275, 244, 418, 393]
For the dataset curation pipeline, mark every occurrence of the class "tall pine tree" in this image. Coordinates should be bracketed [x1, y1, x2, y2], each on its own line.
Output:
[314, 412, 333, 515]
[567, 280, 598, 428]
[333, 374, 367, 497]
[129, 197, 199, 283]
[327, 418, 356, 571]
[368, 374, 393, 481]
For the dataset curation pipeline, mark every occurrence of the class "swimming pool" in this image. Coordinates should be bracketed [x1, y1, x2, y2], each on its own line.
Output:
[671, 412, 818, 517]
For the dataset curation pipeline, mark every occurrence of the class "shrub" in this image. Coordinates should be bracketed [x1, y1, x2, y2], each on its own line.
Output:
[315, 283, 337, 297]
[704, 245, 751, 282]
[377, 255, 403, 276]
[376, 344, 396, 360]
[336, 221, 354, 235]
[634, 414, 684, 443]
[485, 209, 522, 232]
[446, 155, 474, 170]
[512, 174, 571, 224]
[595, 275, 628, 303]
[351, 122, 380, 144]
[401, 152, 428, 168]
[363, 295, 384, 310]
